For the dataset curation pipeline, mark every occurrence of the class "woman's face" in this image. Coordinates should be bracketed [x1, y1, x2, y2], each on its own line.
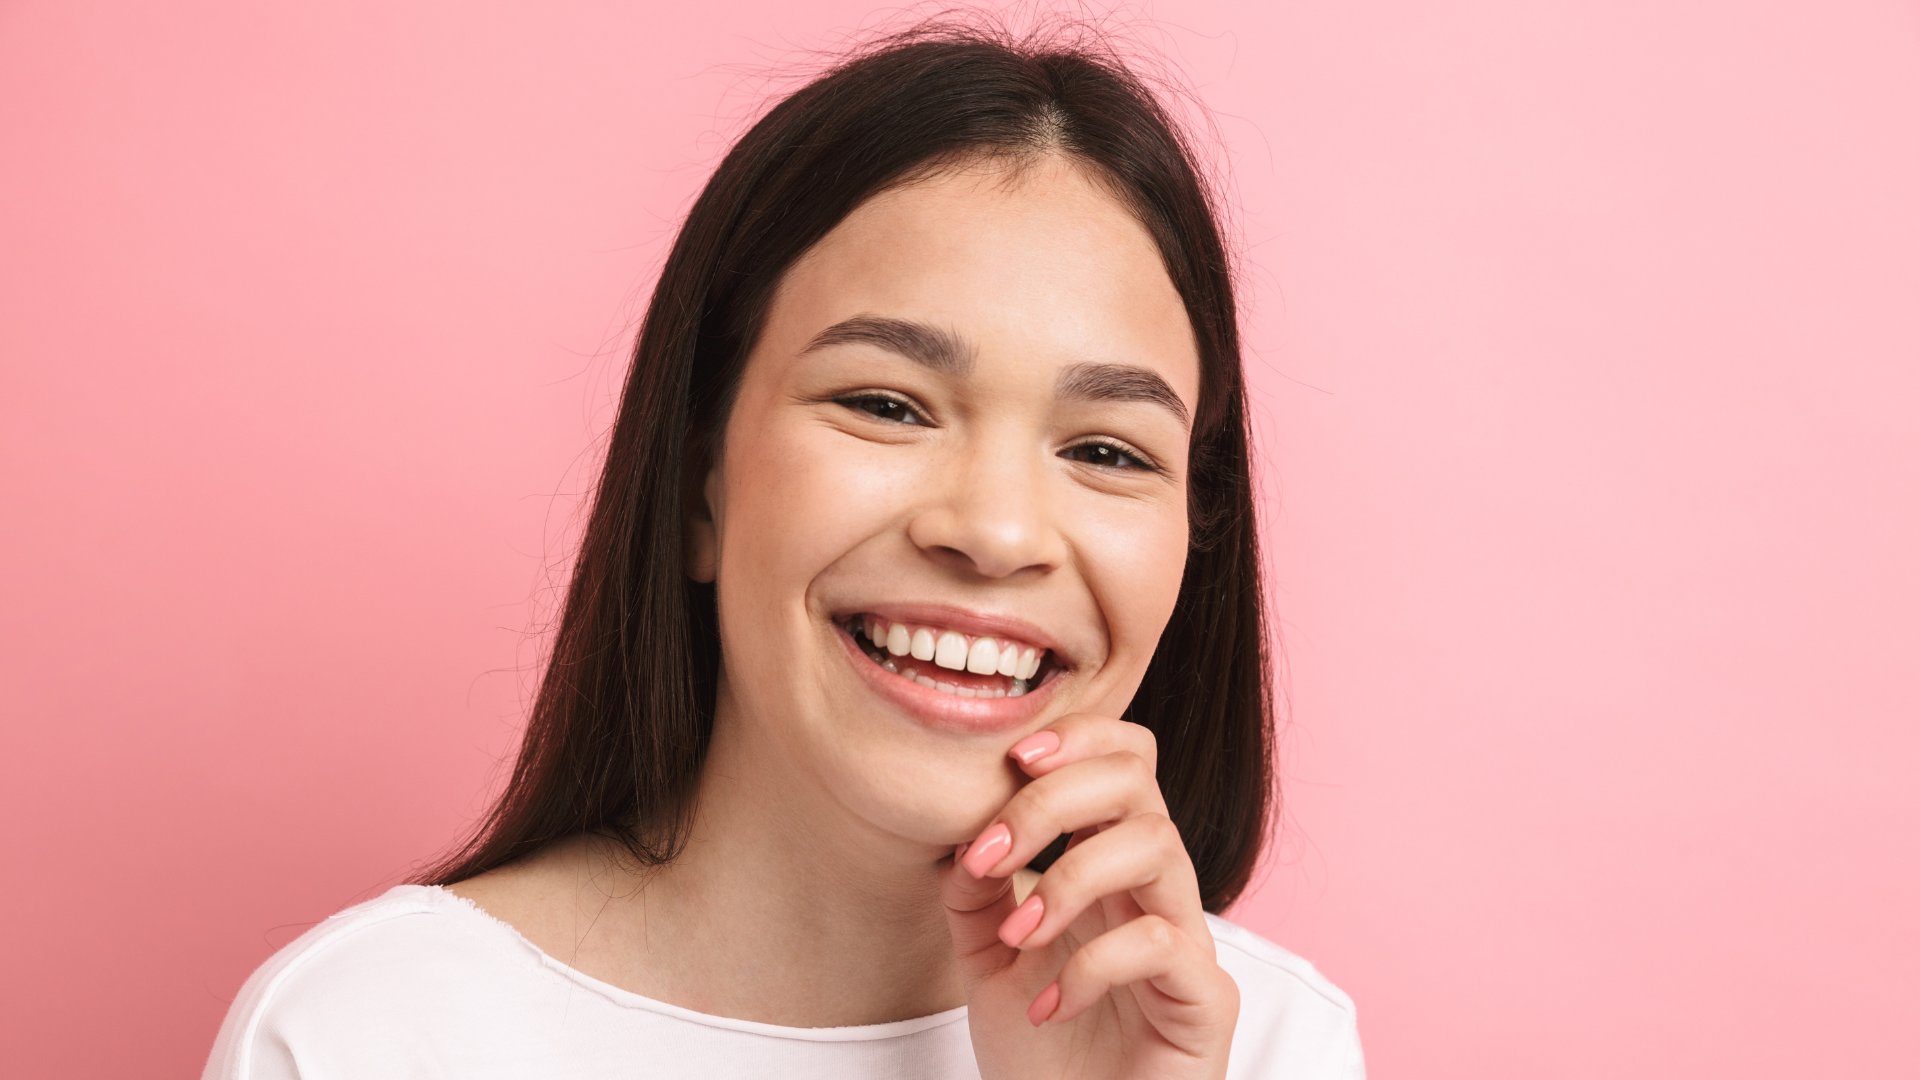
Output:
[686, 154, 1202, 848]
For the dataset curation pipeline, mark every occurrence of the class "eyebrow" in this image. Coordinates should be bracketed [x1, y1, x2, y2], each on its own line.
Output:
[799, 314, 1192, 432]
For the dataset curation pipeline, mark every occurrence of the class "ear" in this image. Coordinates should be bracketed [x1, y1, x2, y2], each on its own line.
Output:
[682, 452, 720, 584]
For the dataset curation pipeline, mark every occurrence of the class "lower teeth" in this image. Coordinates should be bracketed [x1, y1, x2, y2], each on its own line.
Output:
[878, 657, 1030, 698]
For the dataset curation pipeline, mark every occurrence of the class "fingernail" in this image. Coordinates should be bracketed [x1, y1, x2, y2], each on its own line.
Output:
[1028, 981, 1061, 1026]
[960, 822, 1012, 878]
[1008, 730, 1061, 765]
[997, 893, 1045, 948]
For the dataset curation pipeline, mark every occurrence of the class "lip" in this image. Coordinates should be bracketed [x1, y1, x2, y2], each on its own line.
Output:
[830, 602, 1071, 668]
[833, 617, 1065, 735]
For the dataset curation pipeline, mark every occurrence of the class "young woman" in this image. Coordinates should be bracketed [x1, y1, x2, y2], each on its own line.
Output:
[204, 19, 1365, 1080]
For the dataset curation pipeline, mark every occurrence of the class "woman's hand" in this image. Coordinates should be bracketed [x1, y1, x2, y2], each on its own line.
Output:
[941, 713, 1240, 1080]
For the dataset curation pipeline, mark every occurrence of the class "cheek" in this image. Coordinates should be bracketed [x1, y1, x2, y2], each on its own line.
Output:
[718, 419, 902, 583]
[1074, 497, 1189, 655]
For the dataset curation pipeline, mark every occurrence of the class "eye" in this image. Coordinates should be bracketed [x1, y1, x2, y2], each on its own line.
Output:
[835, 392, 929, 426]
[833, 393, 1165, 475]
[1065, 438, 1163, 474]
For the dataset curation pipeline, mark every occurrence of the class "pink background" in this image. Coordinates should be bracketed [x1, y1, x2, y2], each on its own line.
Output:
[4, 1, 1915, 1076]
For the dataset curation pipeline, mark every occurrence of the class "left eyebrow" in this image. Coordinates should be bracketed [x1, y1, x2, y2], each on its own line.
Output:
[799, 313, 1192, 433]
[1054, 360, 1191, 434]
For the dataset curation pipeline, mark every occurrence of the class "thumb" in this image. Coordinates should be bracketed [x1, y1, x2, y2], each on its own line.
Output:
[940, 840, 1021, 989]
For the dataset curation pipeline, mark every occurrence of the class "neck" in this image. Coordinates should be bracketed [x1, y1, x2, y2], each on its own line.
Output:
[581, 683, 971, 1027]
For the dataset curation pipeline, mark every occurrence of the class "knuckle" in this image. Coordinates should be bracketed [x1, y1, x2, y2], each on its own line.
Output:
[1014, 784, 1057, 828]
[1199, 971, 1243, 1034]
[1146, 810, 1183, 848]
[1140, 914, 1177, 953]
[1221, 969, 1243, 1009]
[1046, 849, 1089, 899]
[1062, 933, 1104, 983]
[1130, 720, 1159, 769]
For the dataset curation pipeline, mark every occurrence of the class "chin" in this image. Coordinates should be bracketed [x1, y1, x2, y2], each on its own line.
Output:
[828, 753, 1021, 851]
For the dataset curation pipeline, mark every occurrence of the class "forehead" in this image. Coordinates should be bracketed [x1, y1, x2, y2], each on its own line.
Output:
[764, 157, 1201, 408]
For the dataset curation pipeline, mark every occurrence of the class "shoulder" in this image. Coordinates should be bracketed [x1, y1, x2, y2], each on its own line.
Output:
[200, 885, 530, 1080]
[1202, 912, 1367, 1080]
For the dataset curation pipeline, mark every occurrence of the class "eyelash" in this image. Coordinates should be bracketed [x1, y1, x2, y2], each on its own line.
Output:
[832, 392, 1166, 475]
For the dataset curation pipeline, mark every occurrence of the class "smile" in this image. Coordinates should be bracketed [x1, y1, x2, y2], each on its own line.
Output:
[833, 615, 1066, 734]
[844, 615, 1060, 698]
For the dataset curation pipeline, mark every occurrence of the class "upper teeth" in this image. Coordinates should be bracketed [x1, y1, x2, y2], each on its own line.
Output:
[859, 615, 1046, 681]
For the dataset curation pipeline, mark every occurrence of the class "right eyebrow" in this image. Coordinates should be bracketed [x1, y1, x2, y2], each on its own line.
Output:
[799, 314, 975, 377]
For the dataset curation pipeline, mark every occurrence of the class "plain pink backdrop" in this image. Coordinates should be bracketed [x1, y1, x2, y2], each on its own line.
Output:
[4, 1, 1915, 1076]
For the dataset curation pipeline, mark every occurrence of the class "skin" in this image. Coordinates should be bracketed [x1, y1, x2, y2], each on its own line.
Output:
[448, 152, 1235, 1075]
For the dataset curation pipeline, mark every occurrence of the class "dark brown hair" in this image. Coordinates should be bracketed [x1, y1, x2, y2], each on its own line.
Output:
[411, 14, 1282, 914]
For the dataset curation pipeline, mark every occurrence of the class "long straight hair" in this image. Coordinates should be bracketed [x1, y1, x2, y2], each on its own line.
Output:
[411, 17, 1282, 914]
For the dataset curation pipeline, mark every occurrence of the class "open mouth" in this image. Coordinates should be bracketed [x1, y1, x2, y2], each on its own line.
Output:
[839, 615, 1064, 699]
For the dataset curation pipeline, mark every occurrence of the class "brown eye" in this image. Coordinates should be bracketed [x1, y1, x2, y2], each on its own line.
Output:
[1065, 439, 1159, 473]
[836, 393, 927, 426]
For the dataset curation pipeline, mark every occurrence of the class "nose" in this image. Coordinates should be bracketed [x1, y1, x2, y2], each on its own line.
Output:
[905, 429, 1068, 579]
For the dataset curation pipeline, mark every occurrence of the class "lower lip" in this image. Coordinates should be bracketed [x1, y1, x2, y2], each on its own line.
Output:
[833, 619, 1065, 735]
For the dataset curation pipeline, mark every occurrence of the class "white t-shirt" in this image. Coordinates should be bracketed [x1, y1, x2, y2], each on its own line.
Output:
[201, 883, 1365, 1079]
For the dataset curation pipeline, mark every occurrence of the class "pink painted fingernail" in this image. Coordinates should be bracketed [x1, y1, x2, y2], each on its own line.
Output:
[1028, 981, 1061, 1026]
[997, 893, 1045, 948]
[961, 822, 1012, 878]
[1008, 730, 1061, 765]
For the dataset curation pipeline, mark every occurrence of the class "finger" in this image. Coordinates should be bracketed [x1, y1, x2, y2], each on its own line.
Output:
[1038, 914, 1239, 1039]
[1005, 712, 1159, 780]
[993, 811, 1211, 959]
[1062, 823, 1100, 853]
[941, 840, 1021, 985]
[958, 749, 1167, 880]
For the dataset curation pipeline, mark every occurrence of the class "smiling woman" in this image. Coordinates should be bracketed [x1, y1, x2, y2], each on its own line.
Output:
[202, 13, 1363, 1080]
